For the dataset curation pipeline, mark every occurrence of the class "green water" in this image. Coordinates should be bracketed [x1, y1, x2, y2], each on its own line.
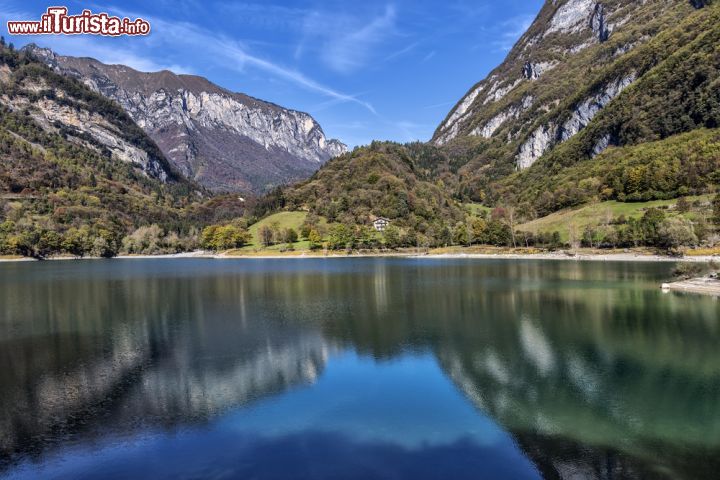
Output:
[0, 258, 718, 479]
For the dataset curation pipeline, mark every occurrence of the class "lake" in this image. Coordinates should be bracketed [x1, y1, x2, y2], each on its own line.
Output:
[0, 258, 719, 479]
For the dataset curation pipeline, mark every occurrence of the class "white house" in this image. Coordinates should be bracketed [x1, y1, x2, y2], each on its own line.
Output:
[373, 217, 390, 232]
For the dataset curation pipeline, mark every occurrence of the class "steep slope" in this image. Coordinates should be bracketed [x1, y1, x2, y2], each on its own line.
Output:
[506, 128, 720, 215]
[24, 44, 347, 194]
[1, 52, 181, 184]
[433, 0, 718, 209]
[0, 44, 202, 257]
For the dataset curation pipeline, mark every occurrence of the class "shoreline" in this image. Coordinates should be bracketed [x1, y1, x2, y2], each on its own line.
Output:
[224, 252, 720, 262]
[416, 252, 719, 263]
[662, 277, 720, 296]
[2, 250, 719, 263]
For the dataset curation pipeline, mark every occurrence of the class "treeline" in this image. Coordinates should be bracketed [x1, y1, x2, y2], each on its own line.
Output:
[504, 198, 718, 253]
[0, 222, 198, 258]
[0, 218, 257, 258]
[296, 196, 720, 253]
[200, 222, 251, 251]
[572, 209, 702, 252]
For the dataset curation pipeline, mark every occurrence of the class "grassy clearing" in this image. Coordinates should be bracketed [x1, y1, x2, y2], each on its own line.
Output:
[463, 203, 492, 217]
[518, 196, 713, 241]
[238, 211, 334, 252]
[686, 247, 720, 257]
[0, 255, 26, 260]
[245, 211, 308, 249]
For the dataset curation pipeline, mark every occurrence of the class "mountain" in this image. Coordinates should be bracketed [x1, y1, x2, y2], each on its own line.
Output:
[0, 43, 216, 257]
[0, 273, 332, 463]
[23, 44, 347, 194]
[1, 51, 181, 185]
[433, 0, 719, 214]
[259, 0, 719, 250]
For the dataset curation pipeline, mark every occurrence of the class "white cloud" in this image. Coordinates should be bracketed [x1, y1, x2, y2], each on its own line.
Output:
[385, 41, 419, 61]
[218, 3, 309, 32]
[64, 4, 378, 115]
[18, 34, 191, 73]
[298, 5, 398, 74]
[492, 14, 535, 52]
[421, 50, 436, 63]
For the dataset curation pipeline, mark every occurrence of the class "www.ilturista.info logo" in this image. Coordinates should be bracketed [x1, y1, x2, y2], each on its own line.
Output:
[7, 7, 150, 36]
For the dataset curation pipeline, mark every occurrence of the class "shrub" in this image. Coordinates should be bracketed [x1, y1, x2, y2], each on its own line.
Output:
[657, 218, 698, 252]
[673, 261, 718, 279]
[201, 224, 251, 251]
[308, 229, 323, 250]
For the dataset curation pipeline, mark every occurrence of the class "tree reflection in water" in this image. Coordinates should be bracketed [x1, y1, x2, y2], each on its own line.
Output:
[0, 258, 718, 479]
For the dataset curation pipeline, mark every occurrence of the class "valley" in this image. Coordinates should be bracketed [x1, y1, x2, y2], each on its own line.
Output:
[1, 0, 719, 260]
[3, 2, 720, 477]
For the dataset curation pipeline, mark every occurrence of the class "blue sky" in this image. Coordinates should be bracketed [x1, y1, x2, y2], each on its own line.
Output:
[1, 0, 543, 147]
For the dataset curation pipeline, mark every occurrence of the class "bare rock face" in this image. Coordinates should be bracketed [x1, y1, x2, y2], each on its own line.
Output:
[0, 62, 175, 182]
[517, 123, 558, 170]
[590, 3, 611, 42]
[24, 45, 347, 193]
[432, 0, 704, 174]
[545, 0, 596, 36]
[471, 95, 534, 139]
[522, 61, 557, 80]
[514, 73, 636, 169]
[433, 0, 634, 149]
[558, 73, 636, 143]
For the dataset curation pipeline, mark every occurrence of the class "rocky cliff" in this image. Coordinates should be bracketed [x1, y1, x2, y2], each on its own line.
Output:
[431, 0, 719, 210]
[24, 45, 347, 194]
[433, 0, 713, 169]
[0, 51, 179, 184]
[0, 44, 209, 258]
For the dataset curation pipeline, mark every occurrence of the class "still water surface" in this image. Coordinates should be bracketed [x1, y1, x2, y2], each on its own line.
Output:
[0, 258, 719, 479]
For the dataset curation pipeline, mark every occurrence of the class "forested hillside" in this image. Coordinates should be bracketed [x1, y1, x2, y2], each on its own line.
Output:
[432, 0, 719, 214]
[502, 129, 720, 216]
[0, 43, 248, 258]
[493, 4, 720, 214]
[260, 0, 720, 253]
[255, 142, 467, 247]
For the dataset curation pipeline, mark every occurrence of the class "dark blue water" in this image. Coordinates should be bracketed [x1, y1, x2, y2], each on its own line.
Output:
[1, 258, 719, 479]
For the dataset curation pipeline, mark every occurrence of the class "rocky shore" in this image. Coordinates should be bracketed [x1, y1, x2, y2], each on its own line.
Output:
[662, 276, 720, 296]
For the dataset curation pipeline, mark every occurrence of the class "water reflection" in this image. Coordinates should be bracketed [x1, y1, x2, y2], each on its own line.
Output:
[0, 259, 719, 479]
[0, 261, 335, 468]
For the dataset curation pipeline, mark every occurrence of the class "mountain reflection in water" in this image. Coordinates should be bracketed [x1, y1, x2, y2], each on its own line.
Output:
[0, 258, 719, 479]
